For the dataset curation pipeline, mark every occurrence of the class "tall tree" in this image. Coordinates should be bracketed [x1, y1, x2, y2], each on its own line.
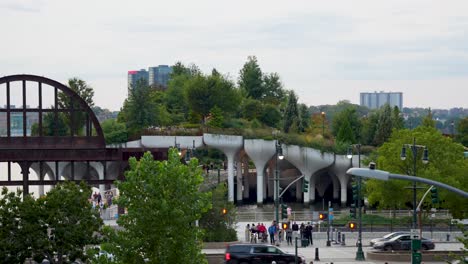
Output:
[332, 107, 361, 142]
[298, 104, 310, 133]
[360, 111, 379, 146]
[366, 126, 468, 218]
[238, 56, 264, 100]
[108, 150, 211, 263]
[283, 90, 298, 133]
[336, 118, 355, 144]
[262, 72, 286, 104]
[59, 78, 95, 135]
[373, 104, 393, 145]
[101, 118, 128, 144]
[392, 106, 404, 130]
[455, 117, 468, 146]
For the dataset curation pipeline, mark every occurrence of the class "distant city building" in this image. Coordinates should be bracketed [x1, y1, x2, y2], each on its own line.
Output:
[148, 65, 172, 87]
[360, 91, 403, 110]
[127, 69, 149, 92]
[128, 65, 173, 93]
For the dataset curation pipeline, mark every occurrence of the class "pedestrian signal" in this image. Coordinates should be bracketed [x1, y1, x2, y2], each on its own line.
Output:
[282, 223, 288, 229]
[319, 213, 328, 221]
[348, 221, 356, 230]
[222, 208, 227, 215]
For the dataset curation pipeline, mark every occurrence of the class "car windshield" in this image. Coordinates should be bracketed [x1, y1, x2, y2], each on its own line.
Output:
[384, 232, 406, 239]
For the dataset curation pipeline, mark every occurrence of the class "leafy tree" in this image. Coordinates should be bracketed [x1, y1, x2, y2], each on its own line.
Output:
[101, 119, 128, 144]
[332, 107, 360, 142]
[421, 108, 436, 128]
[238, 56, 264, 100]
[0, 188, 43, 263]
[283, 90, 298, 133]
[455, 117, 468, 146]
[392, 106, 404, 130]
[373, 104, 393, 145]
[31, 112, 69, 136]
[297, 104, 310, 133]
[366, 127, 468, 218]
[108, 150, 211, 263]
[207, 106, 224, 128]
[0, 182, 102, 264]
[58, 78, 95, 135]
[260, 104, 282, 128]
[262, 72, 286, 104]
[199, 184, 237, 242]
[185, 73, 240, 123]
[360, 111, 379, 146]
[120, 79, 157, 137]
[241, 99, 263, 121]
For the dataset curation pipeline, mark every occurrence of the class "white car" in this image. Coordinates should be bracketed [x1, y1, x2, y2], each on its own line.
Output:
[370, 231, 409, 246]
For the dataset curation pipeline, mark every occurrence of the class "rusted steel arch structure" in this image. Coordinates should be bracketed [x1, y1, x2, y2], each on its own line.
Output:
[0, 74, 165, 197]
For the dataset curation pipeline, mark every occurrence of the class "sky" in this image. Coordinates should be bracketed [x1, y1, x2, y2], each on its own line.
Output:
[1, 0, 468, 111]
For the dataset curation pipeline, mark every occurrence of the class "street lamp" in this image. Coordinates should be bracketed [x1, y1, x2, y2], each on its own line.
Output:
[275, 141, 284, 224]
[347, 144, 365, 261]
[400, 137, 429, 229]
[184, 140, 196, 163]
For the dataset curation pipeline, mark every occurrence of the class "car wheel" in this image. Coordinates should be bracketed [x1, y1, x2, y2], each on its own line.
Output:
[383, 245, 392, 251]
[422, 244, 429, 250]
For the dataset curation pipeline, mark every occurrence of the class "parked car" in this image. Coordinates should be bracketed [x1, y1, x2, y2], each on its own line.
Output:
[369, 231, 410, 246]
[373, 234, 435, 251]
[225, 243, 306, 264]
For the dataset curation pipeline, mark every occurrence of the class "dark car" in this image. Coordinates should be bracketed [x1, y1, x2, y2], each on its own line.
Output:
[373, 234, 435, 251]
[369, 231, 410, 246]
[225, 243, 305, 264]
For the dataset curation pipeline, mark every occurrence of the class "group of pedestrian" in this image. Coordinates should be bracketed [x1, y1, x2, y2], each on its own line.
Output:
[245, 221, 314, 247]
[90, 190, 114, 210]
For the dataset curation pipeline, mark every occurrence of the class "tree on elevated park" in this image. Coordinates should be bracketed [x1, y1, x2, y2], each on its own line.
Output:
[0, 182, 103, 264]
[101, 118, 128, 144]
[332, 106, 360, 144]
[366, 126, 468, 219]
[102, 149, 211, 263]
[283, 90, 299, 133]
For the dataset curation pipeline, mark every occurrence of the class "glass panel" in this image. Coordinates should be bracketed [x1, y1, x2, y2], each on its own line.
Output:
[41, 83, 56, 110]
[10, 112, 23, 136]
[26, 112, 39, 136]
[9, 81, 23, 109]
[0, 83, 6, 108]
[26, 81, 39, 109]
[0, 112, 6, 136]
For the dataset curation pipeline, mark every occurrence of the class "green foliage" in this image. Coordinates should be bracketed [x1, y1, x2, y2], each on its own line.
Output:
[109, 150, 211, 263]
[421, 108, 436, 128]
[185, 73, 240, 122]
[283, 91, 298, 133]
[366, 126, 468, 218]
[336, 118, 355, 144]
[31, 112, 69, 136]
[332, 106, 360, 142]
[207, 106, 224, 128]
[455, 117, 468, 146]
[238, 56, 264, 100]
[260, 104, 281, 128]
[241, 99, 263, 121]
[262, 72, 286, 104]
[0, 182, 102, 264]
[374, 104, 393, 146]
[199, 184, 237, 242]
[392, 106, 404, 130]
[101, 118, 128, 144]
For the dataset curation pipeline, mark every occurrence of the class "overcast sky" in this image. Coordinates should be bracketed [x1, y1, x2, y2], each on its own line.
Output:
[1, 0, 467, 111]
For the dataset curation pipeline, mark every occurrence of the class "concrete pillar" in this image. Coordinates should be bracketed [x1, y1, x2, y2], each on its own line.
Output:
[330, 155, 353, 206]
[341, 185, 348, 206]
[309, 177, 316, 204]
[296, 178, 302, 202]
[267, 163, 274, 199]
[283, 145, 334, 206]
[332, 174, 340, 200]
[243, 139, 277, 206]
[236, 158, 243, 204]
[243, 159, 250, 199]
[203, 134, 243, 202]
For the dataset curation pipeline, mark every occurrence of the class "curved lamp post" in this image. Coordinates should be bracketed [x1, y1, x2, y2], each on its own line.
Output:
[347, 144, 365, 261]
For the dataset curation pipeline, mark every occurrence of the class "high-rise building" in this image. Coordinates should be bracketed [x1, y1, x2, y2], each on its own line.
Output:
[127, 69, 149, 92]
[360, 91, 403, 110]
[148, 65, 173, 87]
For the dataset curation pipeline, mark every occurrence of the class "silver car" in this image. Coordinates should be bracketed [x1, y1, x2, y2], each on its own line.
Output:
[370, 231, 409, 246]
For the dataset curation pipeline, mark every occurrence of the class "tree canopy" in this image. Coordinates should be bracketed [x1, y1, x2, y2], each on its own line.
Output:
[366, 126, 468, 218]
[106, 149, 211, 263]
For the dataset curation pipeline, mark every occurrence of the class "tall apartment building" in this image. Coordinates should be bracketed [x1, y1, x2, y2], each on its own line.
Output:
[360, 91, 403, 110]
[148, 65, 172, 87]
[128, 65, 173, 93]
[127, 69, 149, 91]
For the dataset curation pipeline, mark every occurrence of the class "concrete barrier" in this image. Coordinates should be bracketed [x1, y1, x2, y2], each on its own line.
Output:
[367, 250, 465, 262]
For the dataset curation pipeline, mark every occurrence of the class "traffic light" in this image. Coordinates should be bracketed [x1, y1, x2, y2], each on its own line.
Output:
[282, 222, 289, 230]
[350, 204, 356, 219]
[222, 208, 227, 215]
[319, 213, 328, 221]
[431, 187, 439, 204]
[281, 204, 288, 219]
[348, 221, 357, 230]
[302, 178, 309, 192]
[352, 184, 359, 203]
